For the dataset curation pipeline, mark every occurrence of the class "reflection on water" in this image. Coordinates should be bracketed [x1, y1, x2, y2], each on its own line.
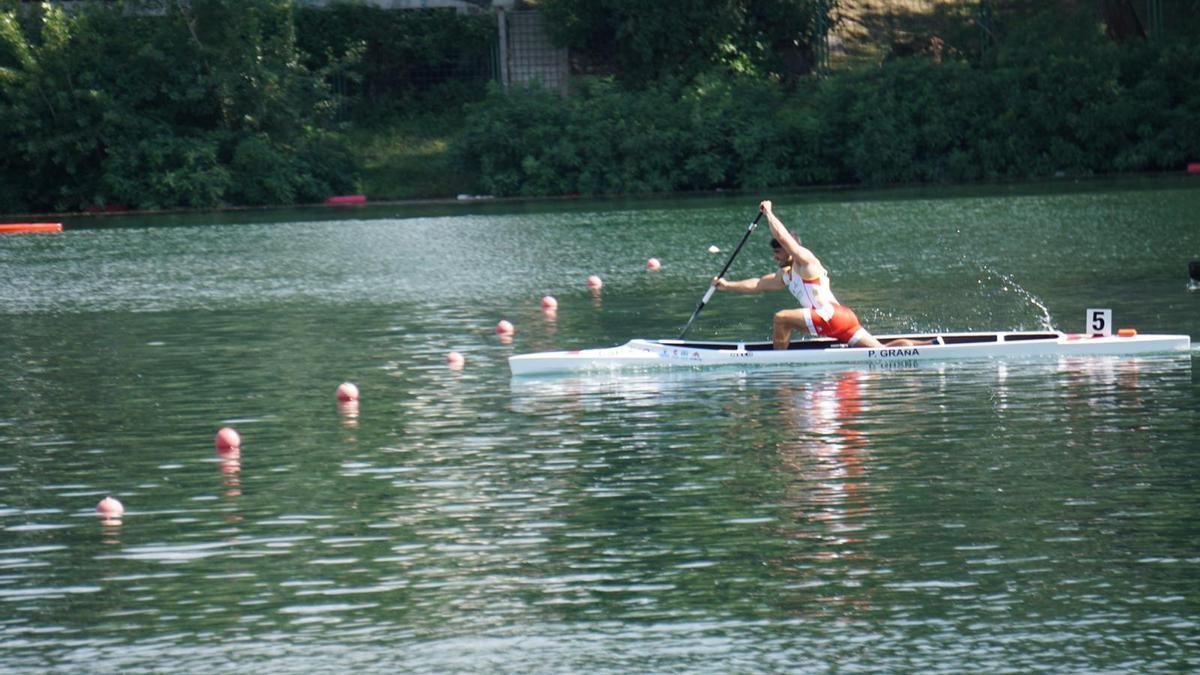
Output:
[217, 447, 243, 499]
[2, 186, 1199, 672]
[776, 370, 875, 559]
[769, 370, 880, 618]
[510, 354, 1197, 651]
[337, 400, 360, 428]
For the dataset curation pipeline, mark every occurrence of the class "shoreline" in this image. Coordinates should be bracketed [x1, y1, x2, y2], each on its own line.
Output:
[3, 170, 1196, 223]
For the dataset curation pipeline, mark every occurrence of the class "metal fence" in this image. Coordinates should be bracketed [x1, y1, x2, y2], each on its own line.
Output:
[497, 9, 569, 95]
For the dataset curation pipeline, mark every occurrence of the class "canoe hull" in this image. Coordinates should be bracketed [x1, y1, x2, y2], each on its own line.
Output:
[509, 332, 1192, 376]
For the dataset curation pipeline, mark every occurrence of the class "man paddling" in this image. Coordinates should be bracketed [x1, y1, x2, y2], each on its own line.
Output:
[713, 200, 928, 350]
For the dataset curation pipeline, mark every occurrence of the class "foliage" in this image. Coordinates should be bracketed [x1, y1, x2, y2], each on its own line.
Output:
[3, 1, 1200, 212]
[0, 2, 109, 211]
[456, 4, 1200, 197]
[293, 2, 495, 113]
[539, 0, 741, 85]
[455, 75, 831, 197]
[103, 127, 232, 210]
[0, 0, 358, 213]
[539, 0, 835, 86]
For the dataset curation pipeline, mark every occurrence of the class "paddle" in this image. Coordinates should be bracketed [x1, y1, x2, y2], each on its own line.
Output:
[678, 211, 764, 339]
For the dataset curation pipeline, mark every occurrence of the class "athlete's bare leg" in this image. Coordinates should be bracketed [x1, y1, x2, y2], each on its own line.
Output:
[775, 310, 936, 350]
[772, 308, 812, 350]
[848, 330, 883, 348]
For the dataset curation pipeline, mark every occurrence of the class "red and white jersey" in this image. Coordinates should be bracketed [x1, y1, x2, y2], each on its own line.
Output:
[781, 266, 839, 322]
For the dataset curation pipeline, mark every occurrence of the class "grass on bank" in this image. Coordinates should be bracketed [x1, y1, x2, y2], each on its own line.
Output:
[341, 112, 475, 201]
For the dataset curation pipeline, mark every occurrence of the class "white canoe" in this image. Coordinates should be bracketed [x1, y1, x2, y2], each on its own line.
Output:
[509, 331, 1192, 377]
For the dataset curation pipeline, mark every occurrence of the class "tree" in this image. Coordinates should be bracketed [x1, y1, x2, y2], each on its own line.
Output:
[538, 0, 837, 86]
[0, 3, 109, 210]
[0, 0, 356, 213]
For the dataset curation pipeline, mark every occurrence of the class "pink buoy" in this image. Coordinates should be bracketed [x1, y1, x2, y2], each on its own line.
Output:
[646, 257, 661, 270]
[541, 295, 558, 310]
[96, 496, 124, 518]
[587, 275, 603, 290]
[1189, 163, 1200, 174]
[446, 351, 465, 369]
[496, 320, 514, 335]
[215, 427, 240, 451]
[336, 382, 359, 402]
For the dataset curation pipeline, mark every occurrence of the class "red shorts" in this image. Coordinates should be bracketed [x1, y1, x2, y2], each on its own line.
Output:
[809, 304, 863, 343]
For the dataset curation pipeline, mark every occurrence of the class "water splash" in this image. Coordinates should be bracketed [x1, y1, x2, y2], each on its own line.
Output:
[978, 265, 1055, 331]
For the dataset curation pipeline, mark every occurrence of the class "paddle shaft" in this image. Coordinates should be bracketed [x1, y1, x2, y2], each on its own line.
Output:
[678, 212, 763, 339]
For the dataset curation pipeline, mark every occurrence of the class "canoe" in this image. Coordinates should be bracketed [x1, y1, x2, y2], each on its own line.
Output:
[509, 331, 1192, 377]
[0, 222, 62, 233]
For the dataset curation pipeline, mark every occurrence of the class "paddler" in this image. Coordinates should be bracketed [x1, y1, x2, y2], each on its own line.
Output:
[713, 200, 929, 350]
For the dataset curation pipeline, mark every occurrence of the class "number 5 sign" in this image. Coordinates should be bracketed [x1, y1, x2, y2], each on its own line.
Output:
[1087, 308, 1112, 337]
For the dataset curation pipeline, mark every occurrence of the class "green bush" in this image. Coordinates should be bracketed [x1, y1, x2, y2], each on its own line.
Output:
[4, 1, 1200, 211]
[295, 129, 360, 200]
[456, 10, 1200, 197]
[456, 76, 833, 198]
[227, 135, 299, 206]
[103, 128, 232, 210]
[0, 0, 359, 212]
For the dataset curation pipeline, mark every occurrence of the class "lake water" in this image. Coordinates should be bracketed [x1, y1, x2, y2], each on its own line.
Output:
[2, 178, 1198, 672]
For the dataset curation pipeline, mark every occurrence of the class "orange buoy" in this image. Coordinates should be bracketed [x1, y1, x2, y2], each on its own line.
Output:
[0, 223, 62, 233]
[1117, 328, 1138, 337]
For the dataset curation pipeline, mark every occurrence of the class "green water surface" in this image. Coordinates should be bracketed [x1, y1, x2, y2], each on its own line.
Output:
[1, 178, 1198, 672]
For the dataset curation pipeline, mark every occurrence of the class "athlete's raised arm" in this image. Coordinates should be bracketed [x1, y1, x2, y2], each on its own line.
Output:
[761, 200, 824, 277]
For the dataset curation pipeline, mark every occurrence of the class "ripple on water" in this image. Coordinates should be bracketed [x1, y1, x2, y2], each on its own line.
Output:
[2, 193, 1199, 672]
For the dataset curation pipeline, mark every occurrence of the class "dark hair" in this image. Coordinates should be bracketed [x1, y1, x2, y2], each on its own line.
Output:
[770, 238, 782, 250]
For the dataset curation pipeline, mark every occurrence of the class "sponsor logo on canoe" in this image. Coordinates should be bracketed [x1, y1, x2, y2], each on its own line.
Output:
[660, 348, 704, 361]
[868, 348, 920, 358]
[868, 359, 919, 369]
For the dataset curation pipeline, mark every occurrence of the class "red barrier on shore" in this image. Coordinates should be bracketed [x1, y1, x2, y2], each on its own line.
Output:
[324, 195, 367, 205]
[1188, 163, 1200, 174]
[0, 222, 62, 233]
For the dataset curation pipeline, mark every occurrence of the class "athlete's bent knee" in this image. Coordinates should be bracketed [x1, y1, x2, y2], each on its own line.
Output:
[774, 309, 804, 328]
